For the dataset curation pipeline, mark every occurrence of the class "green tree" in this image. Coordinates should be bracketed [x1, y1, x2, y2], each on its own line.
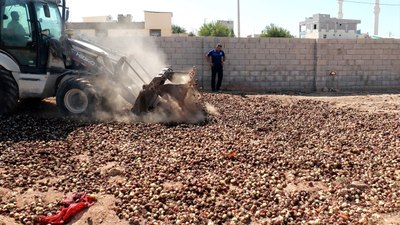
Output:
[198, 22, 235, 37]
[172, 24, 187, 34]
[260, 23, 293, 38]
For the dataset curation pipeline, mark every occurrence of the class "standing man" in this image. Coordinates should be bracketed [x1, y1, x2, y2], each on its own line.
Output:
[206, 43, 226, 92]
[7, 11, 26, 37]
[7, 11, 27, 46]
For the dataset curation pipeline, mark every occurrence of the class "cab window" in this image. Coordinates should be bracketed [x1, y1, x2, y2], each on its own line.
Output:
[1, 2, 32, 47]
[34, 2, 62, 40]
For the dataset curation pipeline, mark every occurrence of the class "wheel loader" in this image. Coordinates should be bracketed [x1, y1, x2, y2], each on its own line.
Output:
[0, 0, 205, 120]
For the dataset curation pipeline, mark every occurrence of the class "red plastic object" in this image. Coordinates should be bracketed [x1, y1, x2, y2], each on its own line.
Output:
[37, 193, 96, 225]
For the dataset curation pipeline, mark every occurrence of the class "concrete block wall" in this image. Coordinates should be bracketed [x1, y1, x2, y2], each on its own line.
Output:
[316, 38, 400, 92]
[93, 36, 400, 93]
[153, 37, 317, 92]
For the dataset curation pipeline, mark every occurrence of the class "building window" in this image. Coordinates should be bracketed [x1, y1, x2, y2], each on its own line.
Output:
[96, 29, 108, 37]
[323, 34, 327, 39]
[149, 29, 161, 37]
[313, 24, 317, 30]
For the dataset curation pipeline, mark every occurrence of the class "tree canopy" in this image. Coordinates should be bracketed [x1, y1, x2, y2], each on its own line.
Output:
[260, 24, 293, 38]
[198, 22, 235, 37]
[172, 24, 187, 34]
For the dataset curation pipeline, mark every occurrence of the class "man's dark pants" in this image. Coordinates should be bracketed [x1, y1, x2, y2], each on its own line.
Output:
[211, 64, 223, 91]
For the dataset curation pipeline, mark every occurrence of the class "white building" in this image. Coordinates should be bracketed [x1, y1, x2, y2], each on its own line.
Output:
[217, 20, 234, 31]
[299, 14, 361, 39]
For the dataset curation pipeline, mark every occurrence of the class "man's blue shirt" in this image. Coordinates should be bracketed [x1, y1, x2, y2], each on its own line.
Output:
[207, 49, 225, 65]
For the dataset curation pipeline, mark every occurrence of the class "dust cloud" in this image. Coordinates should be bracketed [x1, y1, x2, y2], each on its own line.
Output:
[76, 35, 213, 124]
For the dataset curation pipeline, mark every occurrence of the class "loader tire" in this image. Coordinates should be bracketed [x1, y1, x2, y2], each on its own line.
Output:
[0, 68, 18, 117]
[56, 77, 98, 117]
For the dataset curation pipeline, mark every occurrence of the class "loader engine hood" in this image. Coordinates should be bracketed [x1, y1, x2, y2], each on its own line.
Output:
[65, 38, 115, 73]
[69, 39, 108, 56]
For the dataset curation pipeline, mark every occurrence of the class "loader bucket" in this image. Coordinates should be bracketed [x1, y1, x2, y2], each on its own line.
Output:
[131, 67, 207, 121]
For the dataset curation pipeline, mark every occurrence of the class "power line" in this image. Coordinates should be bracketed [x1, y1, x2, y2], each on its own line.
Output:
[343, 0, 400, 6]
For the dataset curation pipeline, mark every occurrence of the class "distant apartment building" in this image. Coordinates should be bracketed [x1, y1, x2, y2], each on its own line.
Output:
[299, 14, 361, 39]
[217, 20, 234, 30]
[66, 11, 173, 38]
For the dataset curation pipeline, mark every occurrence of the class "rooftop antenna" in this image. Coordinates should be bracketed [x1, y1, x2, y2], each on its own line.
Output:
[374, 0, 380, 35]
[338, 0, 343, 19]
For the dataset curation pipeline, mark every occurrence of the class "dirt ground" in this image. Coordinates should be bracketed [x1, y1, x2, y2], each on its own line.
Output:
[1, 93, 399, 225]
[274, 93, 400, 115]
[254, 93, 400, 225]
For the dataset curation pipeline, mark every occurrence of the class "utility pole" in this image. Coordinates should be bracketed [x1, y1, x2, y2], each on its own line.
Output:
[374, 0, 380, 35]
[237, 0, 241, 37]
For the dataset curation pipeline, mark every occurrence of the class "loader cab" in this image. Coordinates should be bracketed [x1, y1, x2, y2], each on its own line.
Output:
[0, 0, 64, 74]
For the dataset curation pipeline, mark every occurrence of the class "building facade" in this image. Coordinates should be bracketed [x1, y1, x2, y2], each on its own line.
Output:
[144, 11, 173, 37]
[299, 14, 361, 39]
[66, 11, 173, 38]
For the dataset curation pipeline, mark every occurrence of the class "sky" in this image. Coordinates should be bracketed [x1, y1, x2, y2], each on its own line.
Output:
[67, 0, 400, 38]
